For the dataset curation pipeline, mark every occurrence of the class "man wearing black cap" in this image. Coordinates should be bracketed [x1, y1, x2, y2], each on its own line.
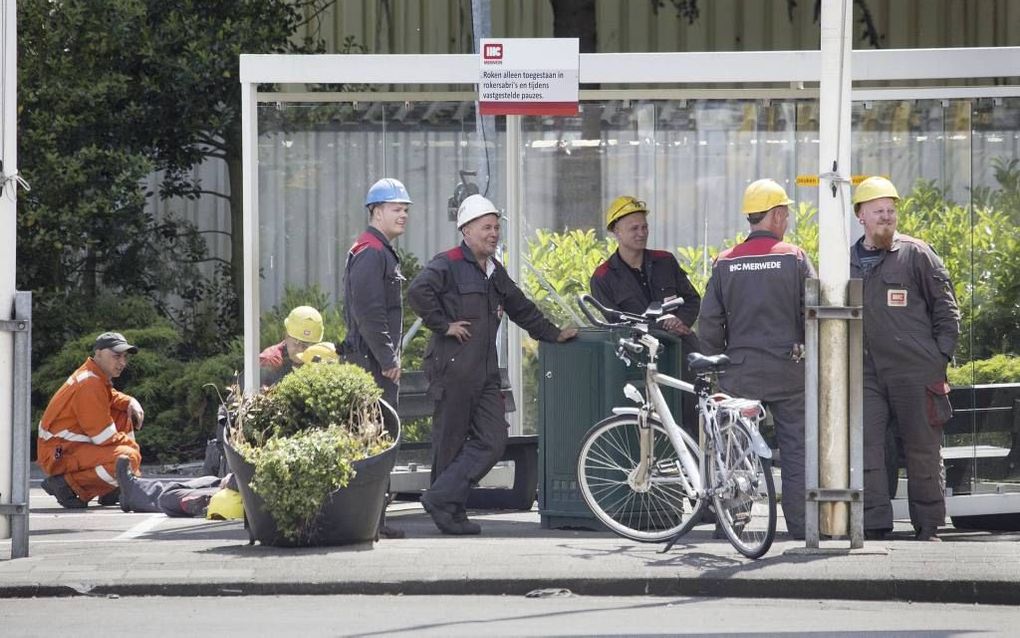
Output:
[37, 332, 145, 508]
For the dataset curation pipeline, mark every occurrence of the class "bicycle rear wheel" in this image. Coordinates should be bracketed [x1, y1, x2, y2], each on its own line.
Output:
[577, 415, 703, 542]
[709, 418, 777, 559]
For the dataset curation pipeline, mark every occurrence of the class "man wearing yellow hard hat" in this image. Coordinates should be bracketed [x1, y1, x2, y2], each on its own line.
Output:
[590, 195, 703, 431]
[698, 178, 816, 540]
[258, 305, 324, 387]
[850, 176, 959, 542]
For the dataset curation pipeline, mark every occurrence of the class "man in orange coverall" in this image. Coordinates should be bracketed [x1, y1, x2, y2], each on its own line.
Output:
[37, 332, 144, 508]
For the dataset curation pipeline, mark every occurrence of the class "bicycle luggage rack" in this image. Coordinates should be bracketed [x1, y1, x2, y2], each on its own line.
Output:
[804, 279, 864, 549]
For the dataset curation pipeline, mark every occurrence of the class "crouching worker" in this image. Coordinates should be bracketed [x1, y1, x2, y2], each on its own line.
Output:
[259, 305, 324, 387]
[37, 332, 144, 509]
[116, 456, 243, 519]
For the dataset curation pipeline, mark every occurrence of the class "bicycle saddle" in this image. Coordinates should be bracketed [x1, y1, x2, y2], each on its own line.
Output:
[686, 352, 731, 372]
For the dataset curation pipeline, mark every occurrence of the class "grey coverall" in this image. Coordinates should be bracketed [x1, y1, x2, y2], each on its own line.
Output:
[851, 233, 959, 534]
[590, 249, 703, 431]
[408, 242, 562, 514]
[342, 226, 404, 408]
[697, 230, 816, 539]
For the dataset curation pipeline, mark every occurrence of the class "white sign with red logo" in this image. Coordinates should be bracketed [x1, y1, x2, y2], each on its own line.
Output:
[479, 38, 579, 116]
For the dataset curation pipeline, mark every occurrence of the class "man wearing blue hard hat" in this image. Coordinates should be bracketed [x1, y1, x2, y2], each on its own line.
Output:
[342, 177, 412, 539]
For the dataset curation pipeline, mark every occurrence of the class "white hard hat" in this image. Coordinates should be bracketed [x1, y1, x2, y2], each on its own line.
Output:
[457, 194, 500, 229]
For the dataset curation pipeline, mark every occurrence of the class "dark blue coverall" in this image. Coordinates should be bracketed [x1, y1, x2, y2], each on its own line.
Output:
[851, 233, 959, 536]
[342, 226, 404, 408]
[697, 230, 816, 539]
[590, 248, 703, 430]
[408, 242, 562, 514]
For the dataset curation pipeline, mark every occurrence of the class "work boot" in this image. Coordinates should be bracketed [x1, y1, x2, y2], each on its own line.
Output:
[41, 475, 87, 509]
[864, 528, 891, 541]
[115, 456, 134, 513]
[378, 524, 406, 539]
[421, 493, 473, 535]
[453, 507, 481, 535]
[914, 526, 942, 542]
[97, 488, 120, 506]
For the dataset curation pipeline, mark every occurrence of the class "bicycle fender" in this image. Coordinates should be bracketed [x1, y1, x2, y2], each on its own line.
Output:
[745, 424, 773, 459]
[610, 407, 641, 417]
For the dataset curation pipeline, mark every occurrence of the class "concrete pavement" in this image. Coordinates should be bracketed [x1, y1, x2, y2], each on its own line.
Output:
[2, 482, 1018, 604]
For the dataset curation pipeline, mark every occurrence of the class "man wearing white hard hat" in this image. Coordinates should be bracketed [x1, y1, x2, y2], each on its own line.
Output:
[408, 194, 577, 535]
[850, 176, 959, 542]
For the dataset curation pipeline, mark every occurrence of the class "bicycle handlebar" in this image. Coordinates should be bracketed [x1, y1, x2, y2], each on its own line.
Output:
[577, 293, 685, 330]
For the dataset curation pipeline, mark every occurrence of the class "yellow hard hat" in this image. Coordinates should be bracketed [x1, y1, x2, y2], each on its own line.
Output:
[852, 176, 900, 206]
[297, 342, 339, 365]
[284, 306, 324, 343]
[605, 196, 648, 230]
[742, 179, 794, 215]
[206, 488, 244, 520]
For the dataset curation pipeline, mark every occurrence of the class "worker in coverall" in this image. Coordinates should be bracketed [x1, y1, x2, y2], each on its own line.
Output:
[697, 179, 816, 540]
[342, 177, 411, 409]
[589, 195, 703, 433]
[258, 305, 324, 388]
[37, 332, 145, 509]
[342, 177, 412, 539]
[408, 194, 578, 535]
[850, 176, 959, 542]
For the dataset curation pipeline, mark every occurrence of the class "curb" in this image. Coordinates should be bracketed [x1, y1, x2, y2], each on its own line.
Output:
[1, 577, 1016, 605]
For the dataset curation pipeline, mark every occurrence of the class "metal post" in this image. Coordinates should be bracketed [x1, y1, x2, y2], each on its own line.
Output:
[804, 279, 821, 548]
[0, 0, 18, 541]
[241, 80, 260, 394]
[817, 0, 853, 536]
[6, 293, 31, 558]
[803, 279, 864, 550]
[847, 279, 864, 548]
[506, 114, 523, 435]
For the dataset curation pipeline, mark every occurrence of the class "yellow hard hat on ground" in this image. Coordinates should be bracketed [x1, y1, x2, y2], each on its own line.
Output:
[297, 342, 339, 365]
[206, 488, 244, 520]
[284, 306, 324, 343]
[605, 196, 648, 230]
[742, 179, 794, 215]
[852, 176, 900, 206]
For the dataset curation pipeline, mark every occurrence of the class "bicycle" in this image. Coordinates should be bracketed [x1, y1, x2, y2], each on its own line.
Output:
[575, 294, 777, 559]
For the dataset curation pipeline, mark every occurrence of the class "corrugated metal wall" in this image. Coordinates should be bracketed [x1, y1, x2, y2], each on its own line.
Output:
[309, 0, 1020, 54]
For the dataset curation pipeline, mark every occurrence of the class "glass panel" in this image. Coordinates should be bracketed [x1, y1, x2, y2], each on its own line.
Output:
[255, 100, 501, 404]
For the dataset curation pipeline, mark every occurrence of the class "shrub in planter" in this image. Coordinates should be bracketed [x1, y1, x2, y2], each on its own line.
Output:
[226, 363, 397, 545]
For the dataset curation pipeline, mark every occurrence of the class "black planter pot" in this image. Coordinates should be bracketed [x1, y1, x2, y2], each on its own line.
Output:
[224, 400, 401, 547]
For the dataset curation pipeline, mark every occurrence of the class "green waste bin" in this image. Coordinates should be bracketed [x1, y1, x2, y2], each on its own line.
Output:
[537, 327, 687, 529]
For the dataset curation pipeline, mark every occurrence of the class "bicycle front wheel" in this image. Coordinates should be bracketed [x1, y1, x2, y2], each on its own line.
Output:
[709, 419, 777, 559]
[577, 415, 703, 542]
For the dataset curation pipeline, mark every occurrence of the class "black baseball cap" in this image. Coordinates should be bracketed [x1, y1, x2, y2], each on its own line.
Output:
[94, 332, 139, 354]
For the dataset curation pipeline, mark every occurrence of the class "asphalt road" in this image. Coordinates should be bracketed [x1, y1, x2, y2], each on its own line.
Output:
[2, 594, 1019, 636]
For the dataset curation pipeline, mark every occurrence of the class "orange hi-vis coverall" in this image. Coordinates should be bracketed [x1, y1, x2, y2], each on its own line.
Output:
[37, 358, 142, 502]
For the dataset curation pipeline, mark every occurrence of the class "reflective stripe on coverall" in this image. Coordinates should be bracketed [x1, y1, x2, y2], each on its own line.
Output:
[37, 358, 142, 502]
[697, 230, 816, 538]
[342, 226, 404, 407]
[408, 242, 562, 512]
[851, 233, 960, 533]
[590, 248, 703, 432]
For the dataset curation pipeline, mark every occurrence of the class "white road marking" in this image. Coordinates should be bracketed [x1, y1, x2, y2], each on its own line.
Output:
[114, 514, 165, 540]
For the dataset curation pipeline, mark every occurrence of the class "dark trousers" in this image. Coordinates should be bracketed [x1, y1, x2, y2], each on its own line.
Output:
[120, 474, 222, 516]
[863, 361, 946, 532]
[719, 351, 806, 538]
[343, 349, 398, 409]
[343, 348, 399, 530]
[426, 375, 507, 513]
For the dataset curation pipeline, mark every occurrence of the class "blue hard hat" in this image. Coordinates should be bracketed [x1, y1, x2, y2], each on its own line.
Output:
[365, 178, 413, 208]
